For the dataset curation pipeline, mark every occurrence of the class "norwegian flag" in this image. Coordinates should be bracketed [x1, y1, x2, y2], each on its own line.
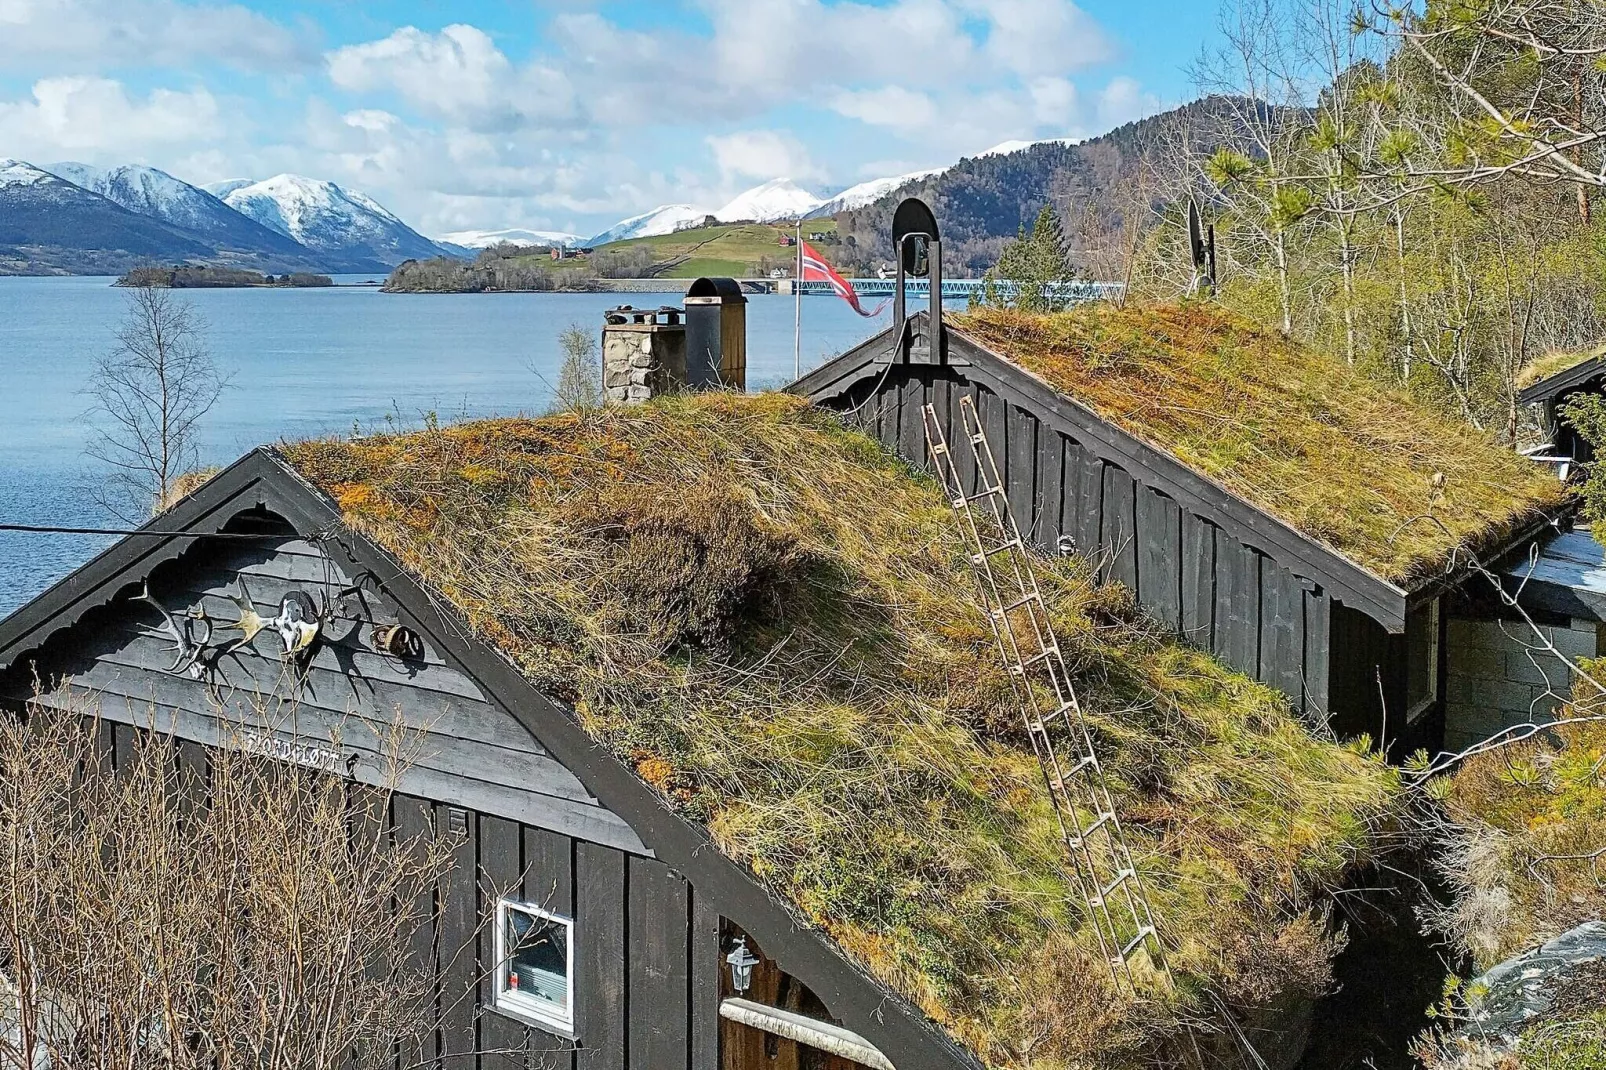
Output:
[801, 241, 889, 317]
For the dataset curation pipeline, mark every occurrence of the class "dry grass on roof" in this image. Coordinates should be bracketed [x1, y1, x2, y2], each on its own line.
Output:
[1516, 345, 1606, 391]
[281, 392, 1399, 1069]
[956, 303, 1571, 588]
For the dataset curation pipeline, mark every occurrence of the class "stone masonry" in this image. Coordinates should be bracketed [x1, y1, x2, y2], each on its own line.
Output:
[602, 306, 687, 405]
[1444, 616, 1598, 752]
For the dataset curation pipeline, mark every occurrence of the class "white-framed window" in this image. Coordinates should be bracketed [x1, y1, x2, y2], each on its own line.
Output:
[494, 898, 574, 1034]
[1405, 597, 1441, 722]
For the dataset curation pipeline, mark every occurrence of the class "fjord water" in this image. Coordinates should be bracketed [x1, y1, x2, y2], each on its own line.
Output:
[0, 275, 890, 613]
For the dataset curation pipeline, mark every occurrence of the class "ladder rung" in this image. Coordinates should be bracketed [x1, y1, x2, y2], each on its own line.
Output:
[993, 591, 1041, 616]
[1089, 868, 1134, 906]
[1021, 645, 1059, 668]
[1034, 707, 1081, 743]
[1119, 926, 1156, 960]
[1067, 809, 1114, 848]
[930, 442, 949, 456]
[957, 485, 1004, 505]
[980, 536, 1022, 557]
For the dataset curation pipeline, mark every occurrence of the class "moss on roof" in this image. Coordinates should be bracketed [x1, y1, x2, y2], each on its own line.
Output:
[1516, 345, 1606, 392]
[281, 393, 1400, 1068]
[956, 304, 1571, 588]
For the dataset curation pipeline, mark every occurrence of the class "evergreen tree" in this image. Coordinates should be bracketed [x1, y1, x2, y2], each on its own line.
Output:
[983, 204, 1077, 312]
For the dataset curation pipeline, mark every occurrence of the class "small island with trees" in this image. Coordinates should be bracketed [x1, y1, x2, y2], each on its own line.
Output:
[116, 266, 334, 289]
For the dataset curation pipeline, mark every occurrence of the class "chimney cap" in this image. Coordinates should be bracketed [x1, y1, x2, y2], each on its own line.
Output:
[685, 276, 747, 304]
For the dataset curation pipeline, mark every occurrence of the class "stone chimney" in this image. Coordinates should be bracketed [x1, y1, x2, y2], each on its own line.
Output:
[602, 305, 687, 405]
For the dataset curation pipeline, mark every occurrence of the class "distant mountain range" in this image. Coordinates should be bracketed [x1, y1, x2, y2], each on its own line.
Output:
[1, 109, 1214, 278]
[212, 175, 446, 268]
[0, 159, 456, 276]
[439, 228, 586, 251]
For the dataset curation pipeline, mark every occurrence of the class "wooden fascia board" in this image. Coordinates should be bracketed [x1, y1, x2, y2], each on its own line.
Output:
[789, 321, 902, 400]
[251, 454, 986, 1070]
[0, 449, 285, 668]
[1516, 357, 1606, 405]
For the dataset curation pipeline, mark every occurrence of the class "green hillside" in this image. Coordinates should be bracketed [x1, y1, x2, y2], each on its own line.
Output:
[593, 219, 839, 278]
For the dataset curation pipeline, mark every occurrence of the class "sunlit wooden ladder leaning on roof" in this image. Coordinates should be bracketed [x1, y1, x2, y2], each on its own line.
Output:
[922, 395, 1168, 991]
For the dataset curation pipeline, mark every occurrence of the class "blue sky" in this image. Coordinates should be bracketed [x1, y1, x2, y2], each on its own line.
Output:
[0, 0, 1220, 238]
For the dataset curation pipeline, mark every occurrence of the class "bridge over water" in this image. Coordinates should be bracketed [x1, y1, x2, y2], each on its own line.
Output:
[794, 278, 1124, 303]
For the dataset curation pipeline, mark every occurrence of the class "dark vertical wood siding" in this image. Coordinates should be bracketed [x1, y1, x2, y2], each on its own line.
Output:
[628, 857, 691, 1070]
[853, 368, 1336, 721]
[576, 842, 627, 1070]
[62, 725, 733, 1070]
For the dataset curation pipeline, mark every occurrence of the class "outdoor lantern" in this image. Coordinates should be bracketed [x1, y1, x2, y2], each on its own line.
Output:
[726, 937, 759, 994]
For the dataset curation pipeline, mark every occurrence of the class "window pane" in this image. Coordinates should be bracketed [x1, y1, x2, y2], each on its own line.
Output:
[504, 907, 568, 1013]
[1405, 599, 1439, 717]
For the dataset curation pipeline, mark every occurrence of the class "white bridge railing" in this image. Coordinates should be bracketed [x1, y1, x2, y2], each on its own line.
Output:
[797, 278, 1124, 302]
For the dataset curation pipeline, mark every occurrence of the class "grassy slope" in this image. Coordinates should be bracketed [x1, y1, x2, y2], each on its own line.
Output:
[592, 219, 836, 278]
[1432, 669, 1606, 970]
[282, 393, 1399, 1069]
[958, 303, 1572, 587]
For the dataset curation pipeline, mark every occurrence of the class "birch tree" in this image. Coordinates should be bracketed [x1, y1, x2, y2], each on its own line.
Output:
[85, 284, 228, 519]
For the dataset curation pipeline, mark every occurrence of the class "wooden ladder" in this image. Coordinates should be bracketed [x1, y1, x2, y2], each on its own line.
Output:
[922, 395, 1167, 988]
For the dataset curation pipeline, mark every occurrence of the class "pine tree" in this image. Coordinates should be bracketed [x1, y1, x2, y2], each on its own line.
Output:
[983, 204, 1077, 312]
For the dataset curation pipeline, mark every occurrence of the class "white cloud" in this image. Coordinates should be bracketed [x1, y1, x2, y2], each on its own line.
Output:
[960, 0, 1112, 76]
[0, 76, 222, 158]
[325, 25, 575, 129]
[1096, 76, 1160, 128]
[1029, 77, 1080, 125]
[706, 130, 822, 187]
[328, 25, 507, 109]
[0, 0, 314, 72]
[830, 86, 939, 130]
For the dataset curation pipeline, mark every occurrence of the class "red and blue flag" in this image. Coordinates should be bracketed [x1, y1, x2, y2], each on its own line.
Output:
[801, 242, 888, 317]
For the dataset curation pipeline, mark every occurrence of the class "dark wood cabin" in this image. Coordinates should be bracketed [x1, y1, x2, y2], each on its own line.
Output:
[0, 449, 977, 1070]
[1517, 350, 1606, 469]
[793, 311, 1569, 758]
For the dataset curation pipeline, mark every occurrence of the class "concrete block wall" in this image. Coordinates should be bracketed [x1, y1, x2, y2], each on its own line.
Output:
[1444, 616, 1598, 752]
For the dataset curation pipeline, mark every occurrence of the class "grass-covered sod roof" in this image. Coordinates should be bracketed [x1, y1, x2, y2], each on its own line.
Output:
[956, 304, 1571, 589]
[1517, 345, 1606, 392]
[282, 393, 1399, 1068]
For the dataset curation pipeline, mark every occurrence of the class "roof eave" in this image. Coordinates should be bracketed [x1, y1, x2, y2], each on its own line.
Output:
[1517, 354, 1606, 405]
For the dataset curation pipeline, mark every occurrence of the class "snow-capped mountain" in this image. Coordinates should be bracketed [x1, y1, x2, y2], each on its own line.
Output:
[202, 179, 254, 200]
[586, 204, 708, 246]
[0, 157, 213, 274]
[808, 169, 944, 218]
[714, 179, 822, 223]
[975, 137, 1079, 159]
[439, 227, 585, 250]
[47, 163, 312, 260]
[220, 175, 449, 267]
[1, 158, 56, 191]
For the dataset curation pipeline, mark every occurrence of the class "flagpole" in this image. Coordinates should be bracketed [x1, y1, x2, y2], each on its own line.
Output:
[793, 218, 802, 379]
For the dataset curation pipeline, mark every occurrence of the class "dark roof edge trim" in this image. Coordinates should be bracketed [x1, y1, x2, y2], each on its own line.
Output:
[250, 453, 984, 1070]
[793, 315, 1412, 631]
[1517, 354, 1606, 405]
[0, 448, 285, 666]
